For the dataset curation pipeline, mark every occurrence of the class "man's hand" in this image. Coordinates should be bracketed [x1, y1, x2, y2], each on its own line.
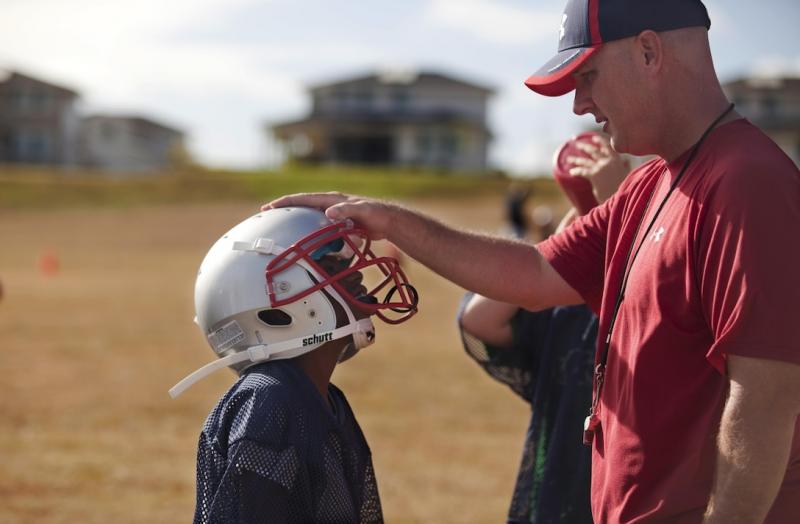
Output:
[566, 134, 630, 203]
[263, 192, 582, 311]
[263, 192, 397, 240]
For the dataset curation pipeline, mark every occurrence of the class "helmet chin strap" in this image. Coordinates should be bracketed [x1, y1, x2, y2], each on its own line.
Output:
[324, 278, 375, 352]
[169, 317, 374, 399]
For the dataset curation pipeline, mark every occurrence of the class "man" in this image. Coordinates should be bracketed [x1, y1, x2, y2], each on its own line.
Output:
[264, 1, 800, 522]
[170, 207, 417, 523]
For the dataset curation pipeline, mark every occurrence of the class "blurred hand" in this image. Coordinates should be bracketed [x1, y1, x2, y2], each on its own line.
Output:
[263, 192, 397, 240]
[566, 134, 630, 204]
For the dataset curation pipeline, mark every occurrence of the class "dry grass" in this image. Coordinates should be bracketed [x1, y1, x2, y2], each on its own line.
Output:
[0, 199, 534, 523]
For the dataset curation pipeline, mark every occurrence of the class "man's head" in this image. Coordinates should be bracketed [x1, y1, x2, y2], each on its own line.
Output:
[169, 207, 417, 397]
[526, 0, 719, 156]
[525, 0, 710, 97]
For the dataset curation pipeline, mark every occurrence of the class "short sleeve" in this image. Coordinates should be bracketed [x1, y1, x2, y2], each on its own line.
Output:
[457, 292, 553, 402]
[537, 195, 612, 313]
[698, 161, 800, 372]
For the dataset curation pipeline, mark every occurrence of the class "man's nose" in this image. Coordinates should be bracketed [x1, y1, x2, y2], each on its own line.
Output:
[573, 86, 593, 116]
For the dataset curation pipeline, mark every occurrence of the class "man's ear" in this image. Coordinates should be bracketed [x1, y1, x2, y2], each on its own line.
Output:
[635, 30, 663, 70]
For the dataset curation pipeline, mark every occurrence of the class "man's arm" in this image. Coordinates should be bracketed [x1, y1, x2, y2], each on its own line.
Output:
[264, 193, 582, 311]
[704, 355, 800, 523]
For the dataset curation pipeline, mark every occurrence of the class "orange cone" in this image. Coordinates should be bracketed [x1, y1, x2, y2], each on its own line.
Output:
[38, 251, 60, 277]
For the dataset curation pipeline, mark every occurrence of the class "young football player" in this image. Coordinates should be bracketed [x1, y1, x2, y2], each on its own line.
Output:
[170, 207, 417, 524]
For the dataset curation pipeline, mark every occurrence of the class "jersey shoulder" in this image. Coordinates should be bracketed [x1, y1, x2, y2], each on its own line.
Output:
[203, 361, 310, 449]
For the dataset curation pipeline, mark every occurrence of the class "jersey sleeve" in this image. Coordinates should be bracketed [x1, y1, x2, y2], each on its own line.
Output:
[537, 195, 612, 313]
[698, 159, 800, 373]
[457, 292, 553, 402]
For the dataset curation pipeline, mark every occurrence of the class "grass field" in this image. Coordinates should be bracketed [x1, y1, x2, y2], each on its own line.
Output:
[0, 169, 562, 523]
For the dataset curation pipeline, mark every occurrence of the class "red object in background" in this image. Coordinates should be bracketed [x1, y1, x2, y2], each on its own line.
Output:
[38, 251, 60, 277]
[552, 132, 601, 215]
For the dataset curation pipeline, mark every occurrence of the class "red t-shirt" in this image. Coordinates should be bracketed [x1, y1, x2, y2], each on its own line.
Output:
[539, 119, 800, 523]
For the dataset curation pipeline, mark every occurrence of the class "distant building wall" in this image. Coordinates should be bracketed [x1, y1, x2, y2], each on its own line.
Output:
[80, 116, 185, 172]
[724, 76, 800, 165]
[0, 71, 81, 165]
[0, 70, 187, 172]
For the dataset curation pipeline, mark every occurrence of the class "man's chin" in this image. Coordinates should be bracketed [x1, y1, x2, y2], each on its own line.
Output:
[609, 134, 634, 155]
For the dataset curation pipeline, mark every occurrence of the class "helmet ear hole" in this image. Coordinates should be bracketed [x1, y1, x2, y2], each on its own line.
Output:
[257, 309, 293, 327]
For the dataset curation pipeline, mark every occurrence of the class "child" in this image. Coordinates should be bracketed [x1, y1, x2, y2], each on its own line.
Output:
[458, 133, 629, 523]
[170, 207, 417, 524]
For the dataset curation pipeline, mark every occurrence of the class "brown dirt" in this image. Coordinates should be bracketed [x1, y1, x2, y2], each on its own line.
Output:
[0, 198, 533, 523]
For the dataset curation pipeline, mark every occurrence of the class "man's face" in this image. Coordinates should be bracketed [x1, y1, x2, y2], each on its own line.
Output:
[571, 39, 649, 155]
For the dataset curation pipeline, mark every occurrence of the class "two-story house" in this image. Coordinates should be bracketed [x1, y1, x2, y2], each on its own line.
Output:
[0, 70, 81, 165]
[80, 115, 185, 172]
[270, 70, 494, 173]
[723, 76, 800, 165]
[0, 69, 186, 172]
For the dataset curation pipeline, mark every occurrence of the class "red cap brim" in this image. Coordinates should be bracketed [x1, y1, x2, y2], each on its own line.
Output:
[525, 46, 599, 97]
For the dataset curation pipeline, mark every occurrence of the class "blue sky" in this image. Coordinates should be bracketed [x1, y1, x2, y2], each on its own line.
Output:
[1, 0, 798, 174]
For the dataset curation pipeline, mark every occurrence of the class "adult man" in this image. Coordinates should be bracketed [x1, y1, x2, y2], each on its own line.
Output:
[265, 1, 800, 522]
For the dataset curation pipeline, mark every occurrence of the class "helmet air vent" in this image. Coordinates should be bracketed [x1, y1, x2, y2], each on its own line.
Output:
[257, 309, 293, 327]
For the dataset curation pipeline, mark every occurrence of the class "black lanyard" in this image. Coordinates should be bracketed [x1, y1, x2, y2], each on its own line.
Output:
[583, 103, 735, 446]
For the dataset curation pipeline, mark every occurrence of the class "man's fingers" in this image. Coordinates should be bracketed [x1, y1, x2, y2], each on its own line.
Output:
[261, 192, 349, 211]
[574, 141, 599, 157]
[261, 193, 392, 240]
[566, 155, 594, 167]
[591, 133, 612, 148]
[588, 134, 613, 155]
[569, 166, 590, 177]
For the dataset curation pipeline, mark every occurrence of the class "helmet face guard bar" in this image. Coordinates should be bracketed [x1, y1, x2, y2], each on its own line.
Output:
[266, 221, 418, 324]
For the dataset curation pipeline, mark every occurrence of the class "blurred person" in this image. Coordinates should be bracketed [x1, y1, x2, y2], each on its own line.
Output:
[530, 204, 555, 241]
[169, 207, 417, 524]
[505, 183, 533, 238]
[263, 1, 800, 522]
[458, 134, 628, 524]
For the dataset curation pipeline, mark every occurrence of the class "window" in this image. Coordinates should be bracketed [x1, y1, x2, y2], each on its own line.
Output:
[762, 96, 778, 118]
[415, 132, 431, 156]
[441, 132, 459, 155]
[101, 122, 116, 141]
[14, 128, 53, 162]
[392, 88, 410, 112]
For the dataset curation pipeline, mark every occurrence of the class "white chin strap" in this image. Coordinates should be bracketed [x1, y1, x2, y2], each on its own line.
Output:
[169, 318, 374, 399]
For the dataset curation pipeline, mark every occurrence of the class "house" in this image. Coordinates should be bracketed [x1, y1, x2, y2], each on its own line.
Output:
[80, 115, 185, 172]
[0, 69, 187, 172]
[270, 70, 494, 173]
[723, 76, 800, 165]
[0, 70, 81, 165]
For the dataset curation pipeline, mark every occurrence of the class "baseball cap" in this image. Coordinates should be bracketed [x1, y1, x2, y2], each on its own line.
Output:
[525, 0, 710, 97]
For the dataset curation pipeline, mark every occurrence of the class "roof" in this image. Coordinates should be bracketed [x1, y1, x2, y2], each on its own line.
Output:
[308, 69, 495, 96]
[723, 75, 800, 94]
[83, 114, 184, 136]
[0, 69, 80, 97]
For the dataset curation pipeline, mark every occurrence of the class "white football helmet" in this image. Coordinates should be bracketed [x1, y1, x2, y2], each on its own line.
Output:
[169, 207, 417, 398]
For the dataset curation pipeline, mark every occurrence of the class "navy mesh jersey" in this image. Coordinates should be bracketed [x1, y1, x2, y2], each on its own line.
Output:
[194, 360, 383, 524]
[459, 299, 596, 524]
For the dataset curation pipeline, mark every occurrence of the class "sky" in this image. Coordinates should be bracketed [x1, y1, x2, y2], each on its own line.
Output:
[1, 0, 799, 175]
